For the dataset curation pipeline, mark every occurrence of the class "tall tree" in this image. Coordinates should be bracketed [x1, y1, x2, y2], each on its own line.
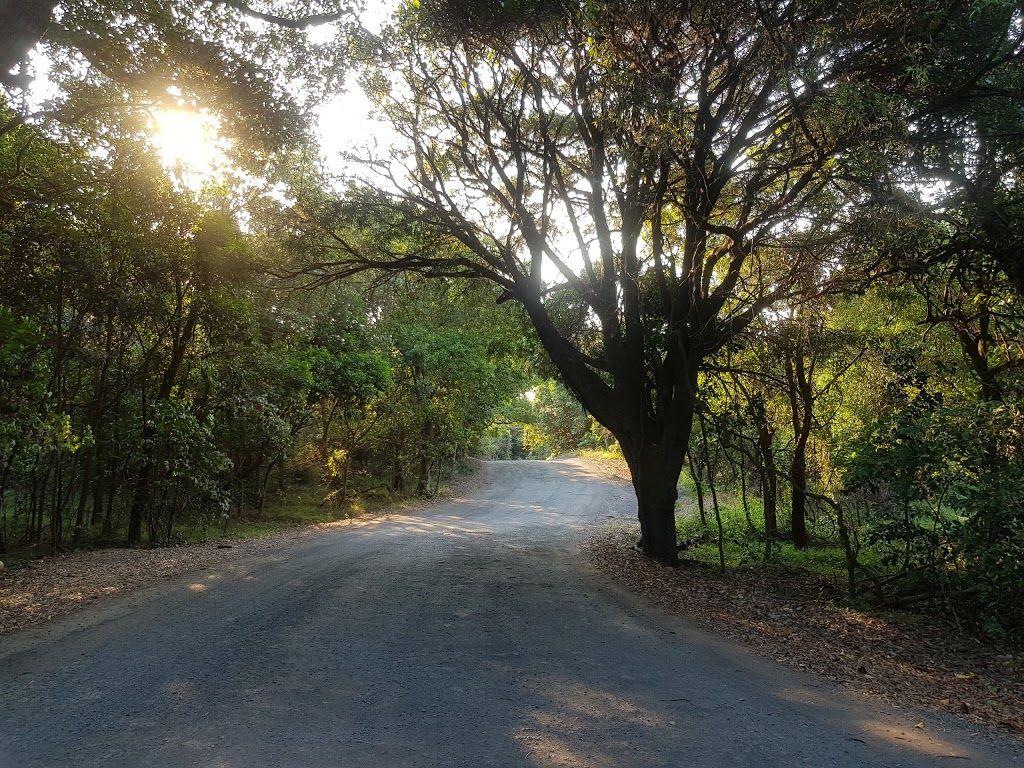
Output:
[298, 0, 965, 563]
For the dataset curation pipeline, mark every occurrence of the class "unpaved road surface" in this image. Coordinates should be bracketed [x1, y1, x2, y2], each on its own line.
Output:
[0, 459, 1019, 767]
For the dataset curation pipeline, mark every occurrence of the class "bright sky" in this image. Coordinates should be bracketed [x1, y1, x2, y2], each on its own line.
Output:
[134, 2, 595, 285]
[312, 1, 399, 182]
[315, 85, 394, 180]
[146, 2, 400, 185]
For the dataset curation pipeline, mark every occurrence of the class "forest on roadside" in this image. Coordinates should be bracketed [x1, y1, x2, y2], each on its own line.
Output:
[1, 0, 1023, 643]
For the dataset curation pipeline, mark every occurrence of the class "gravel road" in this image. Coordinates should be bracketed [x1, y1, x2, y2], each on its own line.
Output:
[0, 458, 1019, 767]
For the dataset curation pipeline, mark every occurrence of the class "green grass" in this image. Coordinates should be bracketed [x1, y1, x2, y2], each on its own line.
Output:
[578, 446, 625, 461]
[674, 489, 856, 578]
[1, 478, 457, 565]
[156, 488, 349, 545]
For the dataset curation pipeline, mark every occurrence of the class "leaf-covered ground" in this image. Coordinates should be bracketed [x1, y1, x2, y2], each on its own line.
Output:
[0, 529, 312, 636]
[585, 524, 1024, 738]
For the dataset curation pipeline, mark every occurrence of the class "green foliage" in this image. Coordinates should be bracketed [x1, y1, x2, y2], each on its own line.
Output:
[675, 496, 852, 577]
[477, 379, 618, 459]
[0, 0, 1021, 645]
[150, 401, 231, 516]
[0, 308, 47, 455]
[478, 424, 531, 460]
[845, 403, 1024, 637]
[530, 380, 594, 456]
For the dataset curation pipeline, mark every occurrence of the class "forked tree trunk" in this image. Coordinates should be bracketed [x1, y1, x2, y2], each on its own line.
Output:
[521, 298, 695, 567]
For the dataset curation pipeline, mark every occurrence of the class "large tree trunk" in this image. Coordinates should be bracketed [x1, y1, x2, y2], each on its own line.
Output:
[520, 290, 696, 567]
[620, 443, 688, 566]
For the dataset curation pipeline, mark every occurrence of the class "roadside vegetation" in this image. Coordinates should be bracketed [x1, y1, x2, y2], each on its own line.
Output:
[1, 0, 1022, 654]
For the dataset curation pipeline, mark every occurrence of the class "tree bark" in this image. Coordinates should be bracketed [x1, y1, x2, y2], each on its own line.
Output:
[620, 442, 687, 566]
[72, 448, 93, 546]
[754, 413, 778, 540]
[416, 421, 432, 497]
[790, 444, 809, 549]
[955, 318, 1003, 403]
[687, 452, 707, 528]
[786, 349, 813, 550]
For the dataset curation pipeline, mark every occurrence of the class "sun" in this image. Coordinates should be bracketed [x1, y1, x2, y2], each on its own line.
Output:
[149, 108, 223, 178]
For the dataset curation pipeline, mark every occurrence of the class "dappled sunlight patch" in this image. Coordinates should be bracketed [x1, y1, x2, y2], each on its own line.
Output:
[771, 683, 981, 760]
[514, 727, 615, 768]
[526, 679, 667, 727]
[854, 718, 976, 761]
[511, 675, 675, 767]
[0, 592, 34, 609]
[318, 511, 491, 537]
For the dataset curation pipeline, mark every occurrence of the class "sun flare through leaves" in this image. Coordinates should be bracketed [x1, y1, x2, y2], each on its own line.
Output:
[149, 107, 225, 180]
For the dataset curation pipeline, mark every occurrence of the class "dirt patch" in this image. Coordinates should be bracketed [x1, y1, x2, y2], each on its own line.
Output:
[0, 528, 308, 635]
[585, 524, 1024, 738]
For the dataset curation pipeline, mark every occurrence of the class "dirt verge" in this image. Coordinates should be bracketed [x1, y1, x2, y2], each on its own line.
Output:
[585, 524, 1024, 738]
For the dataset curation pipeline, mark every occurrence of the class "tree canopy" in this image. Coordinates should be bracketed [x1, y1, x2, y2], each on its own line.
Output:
[286, 0, 1023, 563]
[1, 0, 1023, 637]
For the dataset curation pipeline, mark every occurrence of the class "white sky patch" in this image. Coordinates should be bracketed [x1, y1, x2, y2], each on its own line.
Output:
[315, 85, 397, 180]
[915, 179, 952, 207]
[305, 22, 339, 46]
[313, 1, 401, 181]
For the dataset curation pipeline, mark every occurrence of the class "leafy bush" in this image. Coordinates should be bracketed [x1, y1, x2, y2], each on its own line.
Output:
[844, 403, 1024, 637]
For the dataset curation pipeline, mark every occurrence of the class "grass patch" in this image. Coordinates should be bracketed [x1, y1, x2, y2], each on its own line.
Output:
[172, 488, 349, 544]
[176, 481, 444, 545]
[578, 446, 625, 461]
[675, 490, 853, 580]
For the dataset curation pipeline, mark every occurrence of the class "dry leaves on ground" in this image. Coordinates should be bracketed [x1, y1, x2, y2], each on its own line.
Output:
[0, 529, 312, 636]
[585, 525, 1024, 738]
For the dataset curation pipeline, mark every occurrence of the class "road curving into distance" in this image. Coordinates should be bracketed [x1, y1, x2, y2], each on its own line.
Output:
[0, 458, 1020, 767]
